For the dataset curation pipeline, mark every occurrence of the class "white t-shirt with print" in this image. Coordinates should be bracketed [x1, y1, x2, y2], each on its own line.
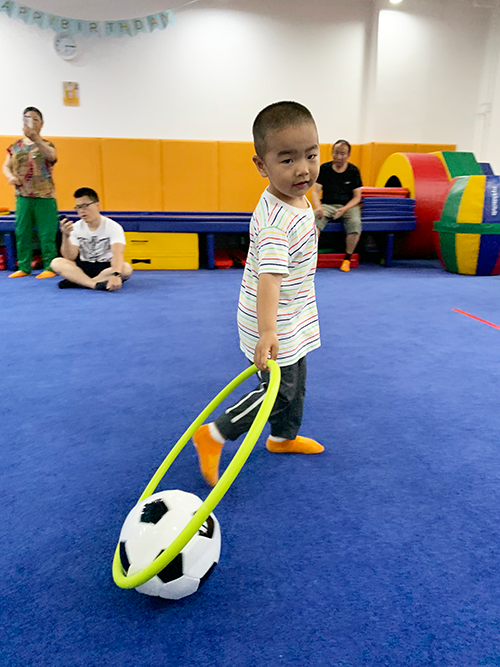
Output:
[69, 215, 126, 263]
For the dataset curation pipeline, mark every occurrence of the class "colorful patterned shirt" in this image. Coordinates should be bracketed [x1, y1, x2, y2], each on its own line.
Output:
[7, 139, 57, 198]
[237, 189, 321, 367]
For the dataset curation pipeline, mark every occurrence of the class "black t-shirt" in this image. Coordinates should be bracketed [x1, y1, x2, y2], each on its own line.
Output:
[316, 162, 362, 206]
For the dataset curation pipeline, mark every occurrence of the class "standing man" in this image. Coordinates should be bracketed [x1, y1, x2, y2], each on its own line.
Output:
[2, 107, 59, 279]
[51, 187, 132, 291]
[312, 140, 362, 272]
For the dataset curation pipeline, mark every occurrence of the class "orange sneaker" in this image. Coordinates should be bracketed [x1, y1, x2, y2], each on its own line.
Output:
[340, 259, 351, 272]
[36, 270, 56, 279]
[192, 424, 224, 487]
[266, 436, 324, 454]
[9, 270, 30, 278]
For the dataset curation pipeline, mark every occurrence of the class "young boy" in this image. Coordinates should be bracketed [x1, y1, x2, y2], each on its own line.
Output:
[193, 101, 324, 487]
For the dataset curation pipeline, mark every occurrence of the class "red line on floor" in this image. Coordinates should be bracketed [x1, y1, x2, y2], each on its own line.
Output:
[453, 309, 500, 331]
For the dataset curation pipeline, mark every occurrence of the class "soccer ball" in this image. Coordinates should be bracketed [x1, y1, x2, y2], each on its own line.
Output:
[118, 490, 221, 600]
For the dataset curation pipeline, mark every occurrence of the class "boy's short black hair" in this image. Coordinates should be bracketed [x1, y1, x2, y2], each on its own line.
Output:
[333, 139, 351, 154]
[253, 101, 316, 158]
[23, 107, 43, 122]
[74, 187, 99, 202]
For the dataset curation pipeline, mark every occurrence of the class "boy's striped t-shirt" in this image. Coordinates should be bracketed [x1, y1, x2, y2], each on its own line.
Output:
[237, 189, 321, 367]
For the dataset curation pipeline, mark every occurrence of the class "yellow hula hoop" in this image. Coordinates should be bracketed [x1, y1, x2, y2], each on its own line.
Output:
[112, 360, 281, 589]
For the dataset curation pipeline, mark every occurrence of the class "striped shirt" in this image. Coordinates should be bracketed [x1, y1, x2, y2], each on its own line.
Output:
[237, 189, 321, 367]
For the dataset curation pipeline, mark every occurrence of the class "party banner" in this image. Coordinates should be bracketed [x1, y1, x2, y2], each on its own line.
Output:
[0, 1, 178, 37]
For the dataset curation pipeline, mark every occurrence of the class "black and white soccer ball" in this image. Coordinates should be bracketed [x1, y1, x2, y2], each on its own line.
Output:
[118, 490, 221, 600]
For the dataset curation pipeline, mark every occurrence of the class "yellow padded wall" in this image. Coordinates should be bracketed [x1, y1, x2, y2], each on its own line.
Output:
[101, 138, 162, 210]
[361, 143, 457, 187]
[361, 143, 417, 186]
[161, 140, 218, 211]
[415, 143, 456, 154]
[218, 141, 263, 212]
[46, 136, 103, 210]
[0, 135, 19, 210]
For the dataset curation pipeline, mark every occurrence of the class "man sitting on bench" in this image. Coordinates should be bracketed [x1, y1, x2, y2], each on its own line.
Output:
[51, 187, 133, 290]
[312, 140, 362, 273]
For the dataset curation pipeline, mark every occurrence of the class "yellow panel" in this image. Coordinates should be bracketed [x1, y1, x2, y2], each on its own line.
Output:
[128, 256, 199, 270]
[218, 142, 264, 212]
[319, 143, 331, 164]
[417, 144, 456, 154]
[0, 135, 19, 211]
[431, 152, 451, 180]
[363, 143, 417, 187]
[375, 153, 416, 196]
[101, 139, 162, 211]
[457, 176, 485, 224]
[45, 136, 103, 210]
[360, 143, 374, 186]
[349, 144, 362, 170]
[124, 232, 198, 270]
[456, 234, 480, 275]
[161, 140, 218, 211]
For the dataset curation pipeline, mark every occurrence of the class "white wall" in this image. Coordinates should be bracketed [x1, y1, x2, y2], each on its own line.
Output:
[0, 0, 496, 160]
[374, 0, 490, 149]
[0, 0, 368, 143]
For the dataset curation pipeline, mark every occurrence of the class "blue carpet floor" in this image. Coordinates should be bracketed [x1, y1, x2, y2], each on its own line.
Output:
[2, 262, 500, 667]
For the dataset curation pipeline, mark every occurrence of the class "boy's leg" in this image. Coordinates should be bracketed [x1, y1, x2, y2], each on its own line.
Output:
[194, 359, 322, 485]
[13, 196, 35, 274]
[266, 357, 323, 454]
[193, 370, 270, 486]
[35, 198, 59, 272]
[267, 357, 306, 440]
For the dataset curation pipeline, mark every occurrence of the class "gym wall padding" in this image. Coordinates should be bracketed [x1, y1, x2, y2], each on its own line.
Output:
[46, 137, 104, 210]
[0, 136, 456, 213]
[218, 142, 264, 212]
[161, 140, 219, 211]
[100, 139, 163, 211]
[0, 135, 21, 212]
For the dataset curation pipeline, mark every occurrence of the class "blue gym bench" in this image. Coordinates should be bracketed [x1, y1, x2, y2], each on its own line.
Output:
[0, 209, 416, 271]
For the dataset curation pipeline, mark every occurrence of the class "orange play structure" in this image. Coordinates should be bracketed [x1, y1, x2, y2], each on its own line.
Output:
[0, 136, 455, 212]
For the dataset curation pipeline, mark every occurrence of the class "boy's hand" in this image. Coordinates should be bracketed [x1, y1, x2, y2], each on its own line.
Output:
[254, 331, 279, 371]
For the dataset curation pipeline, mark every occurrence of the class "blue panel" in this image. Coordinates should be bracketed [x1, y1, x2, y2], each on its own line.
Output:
[476, 235, 500, 275]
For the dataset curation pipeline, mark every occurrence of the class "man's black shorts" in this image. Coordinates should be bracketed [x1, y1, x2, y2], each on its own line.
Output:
[76, 258, 111, 278]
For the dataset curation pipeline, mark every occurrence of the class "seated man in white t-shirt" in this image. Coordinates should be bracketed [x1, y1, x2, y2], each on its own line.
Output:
[51, 187, 133, 291]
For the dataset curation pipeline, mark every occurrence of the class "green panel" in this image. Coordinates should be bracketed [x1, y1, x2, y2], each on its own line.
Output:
[441, 152, 483, 177]
[435, 221, 500, 234]
[440, 177, 468, 224]
[439, 231, 458, 273]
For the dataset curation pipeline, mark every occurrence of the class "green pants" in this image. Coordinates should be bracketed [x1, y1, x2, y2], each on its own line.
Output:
[15, 196, 59, 273]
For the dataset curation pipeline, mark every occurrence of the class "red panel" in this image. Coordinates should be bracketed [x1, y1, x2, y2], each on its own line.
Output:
[317, 253, 359, 268]
[400, 154, 451, 257]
